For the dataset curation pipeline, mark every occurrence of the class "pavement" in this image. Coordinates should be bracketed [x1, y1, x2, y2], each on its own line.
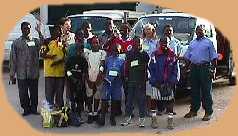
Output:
[1, 69, 236, 135]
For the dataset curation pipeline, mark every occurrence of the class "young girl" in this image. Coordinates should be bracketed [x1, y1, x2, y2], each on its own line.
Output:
[84, 36, 106, 123]
[149, 37, 178, 129]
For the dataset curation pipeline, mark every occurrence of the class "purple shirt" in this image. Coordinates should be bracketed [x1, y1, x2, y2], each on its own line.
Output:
[184, 37, 218, 64]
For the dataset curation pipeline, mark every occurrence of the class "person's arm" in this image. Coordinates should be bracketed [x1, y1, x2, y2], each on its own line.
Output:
[9, 40, 17, 81]
[35, 23, 44, 45]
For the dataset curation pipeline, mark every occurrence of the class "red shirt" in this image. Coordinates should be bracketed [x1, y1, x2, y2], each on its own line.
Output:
[104, 37, 135, 54]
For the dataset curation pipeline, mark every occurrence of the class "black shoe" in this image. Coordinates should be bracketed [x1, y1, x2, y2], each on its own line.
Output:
[87, 115, 94, 124]
[184, 111, 197, 118]
[96, 114, 105, 126]
[110, 116, 116, 126]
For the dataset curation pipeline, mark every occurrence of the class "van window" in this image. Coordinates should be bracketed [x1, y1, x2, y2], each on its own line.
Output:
[69, 16, 111, 36]
[132, 16, 197, 44]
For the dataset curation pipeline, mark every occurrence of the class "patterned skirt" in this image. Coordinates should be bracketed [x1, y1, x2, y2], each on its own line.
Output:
[151, 84, 175, 101]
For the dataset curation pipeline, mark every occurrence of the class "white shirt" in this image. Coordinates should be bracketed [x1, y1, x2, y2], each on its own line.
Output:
[84, 48, 106, 81]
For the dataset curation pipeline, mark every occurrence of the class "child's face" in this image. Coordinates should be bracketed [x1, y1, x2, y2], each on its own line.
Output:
[91, 37, 100, 50]
[160, 41, 169, 53]
[134, 38, 142, 50]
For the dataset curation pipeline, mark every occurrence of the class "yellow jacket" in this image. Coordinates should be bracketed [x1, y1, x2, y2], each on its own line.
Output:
[44, 40, 65, 77]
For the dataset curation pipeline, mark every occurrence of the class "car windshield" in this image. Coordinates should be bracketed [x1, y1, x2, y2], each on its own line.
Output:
[131, 16, 197, 45]
[70, 16, 111, 36]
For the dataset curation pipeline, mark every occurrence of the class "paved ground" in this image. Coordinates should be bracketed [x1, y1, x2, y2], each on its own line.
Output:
[2, 69, 236, 135]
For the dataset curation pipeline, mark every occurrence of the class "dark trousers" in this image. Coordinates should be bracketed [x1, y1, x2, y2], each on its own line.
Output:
[125, 83, 146, 118]
[190, 65, 213, 114]
[45, 77, 65, 108]
[68, 80, 85, 115]
[17, 79, 38, 112]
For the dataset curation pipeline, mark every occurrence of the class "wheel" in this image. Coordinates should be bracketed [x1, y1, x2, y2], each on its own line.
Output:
[229, 76, 236, 86]
[228, 51, 236, 85]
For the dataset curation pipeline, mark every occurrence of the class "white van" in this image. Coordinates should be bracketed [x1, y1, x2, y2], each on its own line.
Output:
[131, 12, 235, 90]
[68, 10, 145, 36]
[3, 13, 51, 62]
[131, 12, 217, 53]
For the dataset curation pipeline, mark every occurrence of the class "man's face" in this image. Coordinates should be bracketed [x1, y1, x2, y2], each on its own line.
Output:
[164, 27, 173, 37]
[63, 20, 71, 33]
[21, 24, 31, 37]
[106, 20, 113, 32]
[196, 26, 205, 38]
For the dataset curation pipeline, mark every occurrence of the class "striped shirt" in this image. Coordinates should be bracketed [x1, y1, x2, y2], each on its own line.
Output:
[9, 36, 41, 79]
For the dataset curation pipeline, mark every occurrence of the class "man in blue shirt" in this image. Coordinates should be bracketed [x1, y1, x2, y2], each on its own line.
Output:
[183, 25, 218, 121]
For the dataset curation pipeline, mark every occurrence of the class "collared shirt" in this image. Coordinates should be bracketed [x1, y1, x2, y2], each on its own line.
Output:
[9, 36, 41, 79]
[142, 38, 158, 57]
[44, 40, 65, 77]
[184, 37, 218, 64]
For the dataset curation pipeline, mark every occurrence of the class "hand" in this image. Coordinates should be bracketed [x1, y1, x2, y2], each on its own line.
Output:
[10, 75, 16, 84]
[35, 23, 41, 34]
[87, 80, 94, 89]
[10, 75, 15, 81]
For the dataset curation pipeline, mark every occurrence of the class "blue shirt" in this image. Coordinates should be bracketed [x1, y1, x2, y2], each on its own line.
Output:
[105, 55, 125, 82]
[142, 39, 158, 57]
[184, 37, 218, 64]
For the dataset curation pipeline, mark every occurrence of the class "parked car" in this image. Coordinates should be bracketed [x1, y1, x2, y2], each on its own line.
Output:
[131, 12, 236, 92]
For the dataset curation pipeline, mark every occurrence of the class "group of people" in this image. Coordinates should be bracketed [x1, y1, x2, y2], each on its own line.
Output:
[9, 16, 218, 129]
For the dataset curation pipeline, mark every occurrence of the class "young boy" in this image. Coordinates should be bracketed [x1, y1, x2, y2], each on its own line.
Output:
[149, 37, 178, 129]
[65, 44, 88, 119]
[121, 36, 150, 127]
[84, 36, 107, 123]
[97, 44, 125, 126]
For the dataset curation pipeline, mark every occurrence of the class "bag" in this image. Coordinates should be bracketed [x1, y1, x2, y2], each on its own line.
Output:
[68, 111, 84, 127]
[52, 106, 70, 128]
[41, 107, 55, 128]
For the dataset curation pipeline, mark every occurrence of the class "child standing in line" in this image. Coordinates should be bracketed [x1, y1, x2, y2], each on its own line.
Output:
[65, 44, 88, 119]
[149, 37, 178, 129]
[84, 36, 107, 123]
[121, 36, 150, 127]
[97, 44, 125, 126]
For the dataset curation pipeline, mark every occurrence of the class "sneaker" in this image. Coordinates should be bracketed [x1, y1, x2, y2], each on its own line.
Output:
[202, 113, 212, 121]
[184, 111, 197, 118]
[167, 113, 174, 129]
[138, 118, 146, 128]
[121, 116, 132, 126]
[151, 116, 158, 129]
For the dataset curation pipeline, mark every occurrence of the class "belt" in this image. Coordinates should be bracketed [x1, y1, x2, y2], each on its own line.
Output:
[191, 62, 210, 67]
